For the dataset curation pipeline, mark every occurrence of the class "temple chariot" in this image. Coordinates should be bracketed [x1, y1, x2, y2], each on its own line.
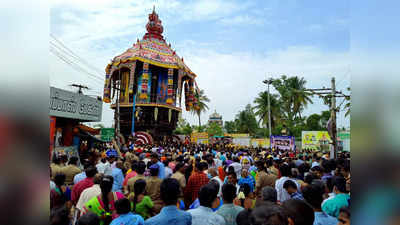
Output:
[103, 8, 199, 144]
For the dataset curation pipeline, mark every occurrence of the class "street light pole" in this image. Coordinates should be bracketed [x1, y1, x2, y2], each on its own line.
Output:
[267, 81, 272, 138]
[263, 78, 273, 138]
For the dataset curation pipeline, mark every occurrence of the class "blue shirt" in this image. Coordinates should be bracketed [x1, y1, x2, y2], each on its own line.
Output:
[313, 212, 338, 225]
[111, 167, 124, 192]
[73, 172, 86, 184]
[216, 204, 244, 225]
[187, 206, 226, 225]
[290, 192, 304, 201]
[189, 197, 223, 212]
[156, 161, 165, 179]
[110, 212, 144, 225]
[145, 205, 192, 225]
[238, 176, 256, 193]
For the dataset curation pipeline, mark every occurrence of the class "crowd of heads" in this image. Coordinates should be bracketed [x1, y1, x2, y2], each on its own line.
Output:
[50, 140, 351, 225]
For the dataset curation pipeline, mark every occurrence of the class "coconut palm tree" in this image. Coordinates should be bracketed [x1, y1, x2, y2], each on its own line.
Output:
[253, 91, 282, 132]
[234, 104, 259, 135]
[289, 76, 313, 120]
[191, 89, 210, 127]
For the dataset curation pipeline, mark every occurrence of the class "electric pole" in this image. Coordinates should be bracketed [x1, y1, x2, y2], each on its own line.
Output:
[70, 84, 89, 94]
[263, 78, 274, 138]
[305, 77, 349, 159]
[331, 77, 337, 159]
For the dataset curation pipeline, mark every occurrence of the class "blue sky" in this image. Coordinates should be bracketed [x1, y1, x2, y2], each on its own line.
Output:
[50, 0, 351, 128]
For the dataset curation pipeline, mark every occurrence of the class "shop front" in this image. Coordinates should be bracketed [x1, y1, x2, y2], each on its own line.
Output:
[49, 87, 103, 160]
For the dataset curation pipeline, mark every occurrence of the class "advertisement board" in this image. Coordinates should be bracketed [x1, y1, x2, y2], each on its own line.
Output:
[49, 87, 103, 121]
[301, 131, 331, 150]
[53, 146, 81, 166]
[101, 128, 115, 142]
[191, 132, 208, 143]
[270, 135, 295, 151]
[338, 131, 350, 152]
[250, 138, 270, 148]
[225, 133, 250, 138]
[232, 137, 251, 146]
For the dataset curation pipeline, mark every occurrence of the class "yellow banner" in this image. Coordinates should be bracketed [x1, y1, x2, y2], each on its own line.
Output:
[250, 138, 270, 147]
[225, 133, 250, 138]
[191, 132, 208, 143]
[192, 132, 208, 139]
[301, 131, 331, 150]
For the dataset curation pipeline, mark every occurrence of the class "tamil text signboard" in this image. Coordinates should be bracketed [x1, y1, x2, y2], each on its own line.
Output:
[49, 87, 102, 121]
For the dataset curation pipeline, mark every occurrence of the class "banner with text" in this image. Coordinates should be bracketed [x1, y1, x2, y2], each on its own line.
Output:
[270, 135, 295, 151]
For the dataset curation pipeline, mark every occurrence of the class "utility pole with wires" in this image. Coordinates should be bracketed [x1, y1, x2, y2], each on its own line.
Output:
[305, 77, 350, 159]
[70, 84, 89, 94]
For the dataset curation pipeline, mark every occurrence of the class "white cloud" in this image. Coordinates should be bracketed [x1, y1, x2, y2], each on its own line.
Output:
[177, 44, 350, 127]
[219, 15, 265, 26]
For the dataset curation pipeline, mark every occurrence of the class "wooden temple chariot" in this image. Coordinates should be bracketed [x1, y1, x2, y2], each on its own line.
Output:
[103, 8, 199, 143]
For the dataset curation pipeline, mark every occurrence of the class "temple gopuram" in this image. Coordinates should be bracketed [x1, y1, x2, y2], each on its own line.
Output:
[103, 8, 199, 144]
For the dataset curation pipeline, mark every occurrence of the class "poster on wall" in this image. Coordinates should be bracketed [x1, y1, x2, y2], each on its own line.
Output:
[156, 71, 168, 104]
[301, 131, 331, 150]
[232, 138, 251, 147]
[250, 138, 270, 148]
[270, 135, 295, 151]
[52, 146, 81, 166]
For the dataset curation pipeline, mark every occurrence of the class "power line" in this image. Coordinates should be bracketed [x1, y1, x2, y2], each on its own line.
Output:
[50, 47, 104, 85]
[49, 40, 104, 77]
[50, 34, 105, 76]
[50, 45, 103, 81]
[336, 68, 350, 91]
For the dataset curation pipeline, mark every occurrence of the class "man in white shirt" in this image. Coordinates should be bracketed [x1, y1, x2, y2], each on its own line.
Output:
[76, 174, 103, 216]
[208, 168, 223, 197]
[229, 157, 242, 179]
[96, 158, 112, 176]
[275, 164, 300, 202]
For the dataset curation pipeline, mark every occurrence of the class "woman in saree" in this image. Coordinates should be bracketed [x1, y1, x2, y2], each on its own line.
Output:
[81, 175, 124, 225]
[50, 173, 72, 210]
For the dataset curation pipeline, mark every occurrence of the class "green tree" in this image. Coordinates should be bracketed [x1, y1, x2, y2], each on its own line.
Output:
[193, 125, 206, 132]
[234, 104, 259, 136]
[224, 121, 237, 133]
[306, 114, 323, 130]
[191, 89, 210, 127]
[290, 76, 313, 119]
[173, 118, 193, 135]
[254, 127, 269, 138]
[206, 122, 224, 137]
[320, 110, 331, 128]
[253, 91, 282, 132]
[271, 75, 313, 132]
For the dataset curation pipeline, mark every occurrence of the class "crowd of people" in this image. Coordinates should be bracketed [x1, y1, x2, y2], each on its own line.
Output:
[50, 141, 351, 225]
